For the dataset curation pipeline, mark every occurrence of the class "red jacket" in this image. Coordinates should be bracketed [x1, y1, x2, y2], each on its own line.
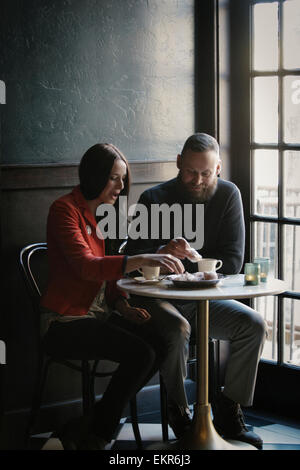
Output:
[40, 186, 127, 317]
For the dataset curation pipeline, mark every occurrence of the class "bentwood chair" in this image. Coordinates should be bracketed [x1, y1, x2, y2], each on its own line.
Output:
[19, 243, 143, 449]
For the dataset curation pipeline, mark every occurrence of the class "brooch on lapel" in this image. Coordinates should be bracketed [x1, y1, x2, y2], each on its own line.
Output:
[86, 225, 92, 235]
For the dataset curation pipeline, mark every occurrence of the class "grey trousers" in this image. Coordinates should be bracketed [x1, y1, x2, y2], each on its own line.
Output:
[130, 296, 267, 408]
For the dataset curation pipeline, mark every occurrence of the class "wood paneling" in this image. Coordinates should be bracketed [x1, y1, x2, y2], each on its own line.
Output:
[0, 160, 178, 252]
[1, 160, 178, 190]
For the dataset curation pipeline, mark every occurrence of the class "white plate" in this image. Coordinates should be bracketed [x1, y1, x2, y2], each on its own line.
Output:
[169, 274, 227, 288]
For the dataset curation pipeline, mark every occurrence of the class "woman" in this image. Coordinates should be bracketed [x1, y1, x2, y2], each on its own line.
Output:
[40, 143, 184, 450]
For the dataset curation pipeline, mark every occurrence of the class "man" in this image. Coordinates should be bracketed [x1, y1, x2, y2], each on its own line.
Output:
[125, 133, 267, 449]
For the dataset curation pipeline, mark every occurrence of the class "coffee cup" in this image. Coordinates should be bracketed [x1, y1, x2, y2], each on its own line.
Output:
[138, 266, 161, 280]
[197, 258, 223, 272]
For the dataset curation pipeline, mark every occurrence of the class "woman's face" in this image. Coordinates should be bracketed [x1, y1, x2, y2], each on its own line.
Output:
[98, 158, 127, 204]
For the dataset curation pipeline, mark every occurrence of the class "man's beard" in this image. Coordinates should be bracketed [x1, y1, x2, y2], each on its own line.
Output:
[176, 172, 218, 203]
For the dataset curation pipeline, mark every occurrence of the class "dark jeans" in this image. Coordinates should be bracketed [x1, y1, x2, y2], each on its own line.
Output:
[43, 312, 166, 442]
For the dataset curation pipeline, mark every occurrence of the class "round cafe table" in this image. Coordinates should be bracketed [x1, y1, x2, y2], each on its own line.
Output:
[117, 274, 287, 450]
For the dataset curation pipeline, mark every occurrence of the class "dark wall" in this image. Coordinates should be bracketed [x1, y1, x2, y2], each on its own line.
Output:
[0, 0, 194, 165]
[0, 0, 196, 448]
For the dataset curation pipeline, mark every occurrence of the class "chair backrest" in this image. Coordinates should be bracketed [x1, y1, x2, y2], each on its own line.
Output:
[118, 237, 128, 254]
[19, 243, 48, 309]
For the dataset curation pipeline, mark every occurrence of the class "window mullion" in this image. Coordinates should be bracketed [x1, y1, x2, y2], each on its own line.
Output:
[278, 0, 285, 365]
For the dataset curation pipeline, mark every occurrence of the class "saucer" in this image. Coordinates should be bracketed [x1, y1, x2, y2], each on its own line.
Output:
[133, 276, 163, 285]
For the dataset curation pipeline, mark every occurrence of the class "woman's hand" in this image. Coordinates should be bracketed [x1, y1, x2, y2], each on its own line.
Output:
[122, 306, 151, 325]
[114, 298, 151, 324]
[124, 253, 185, 275]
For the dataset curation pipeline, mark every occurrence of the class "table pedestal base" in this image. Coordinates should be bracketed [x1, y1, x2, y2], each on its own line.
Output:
[147, 403, 256, 450]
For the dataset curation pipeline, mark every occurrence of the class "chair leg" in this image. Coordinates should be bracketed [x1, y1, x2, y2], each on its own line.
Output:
[209, 338, 219, 405]
[88, 361, 142, 448]
[159, 374, 169, 442]
[89, 360, 100, 409]
[81, 360, 91, 416]
[25, 356, 51, 447]
[129, 396, 143, 449]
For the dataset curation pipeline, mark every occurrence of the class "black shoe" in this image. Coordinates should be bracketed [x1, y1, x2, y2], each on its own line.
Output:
[77, 433, 108, 450]
[213, 393, 263, 450]
[58, 416, 107, 450]
[58, 417, 86, 450]
[168, 404, 192, 439]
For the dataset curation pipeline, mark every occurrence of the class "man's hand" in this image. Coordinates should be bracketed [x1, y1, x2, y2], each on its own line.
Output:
[157, 237, 191, 260]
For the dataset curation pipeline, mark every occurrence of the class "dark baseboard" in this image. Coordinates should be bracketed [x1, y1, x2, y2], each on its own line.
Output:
[253, 361, 300, 421]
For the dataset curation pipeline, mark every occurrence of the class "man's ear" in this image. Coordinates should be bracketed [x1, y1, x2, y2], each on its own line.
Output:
[176, 154, 182, 170]
[216, 159, 222, 176]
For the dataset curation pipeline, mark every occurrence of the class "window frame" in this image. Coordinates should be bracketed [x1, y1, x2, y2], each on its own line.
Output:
[250, 0, 300, 367]
[229, 0, 300, 371]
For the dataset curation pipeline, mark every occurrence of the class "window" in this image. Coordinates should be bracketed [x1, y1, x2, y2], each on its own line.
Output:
[250, 0, 300, 366]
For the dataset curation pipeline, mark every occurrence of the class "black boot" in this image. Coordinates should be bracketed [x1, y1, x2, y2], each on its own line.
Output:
[212, 392, 263, 450]
[168, 404, 192, 439]
[58, 415, 108, 450]
[57, 416, 90, 450]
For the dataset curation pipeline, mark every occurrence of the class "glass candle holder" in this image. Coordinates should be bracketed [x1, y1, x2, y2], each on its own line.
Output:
[244, 263, 261, 285]
[254, 257, 270, 282]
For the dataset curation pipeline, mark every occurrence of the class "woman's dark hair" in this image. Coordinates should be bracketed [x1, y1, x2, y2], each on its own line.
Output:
[79, 143, 131, 200]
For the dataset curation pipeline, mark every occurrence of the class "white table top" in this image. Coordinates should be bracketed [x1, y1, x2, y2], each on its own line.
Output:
[117, 274, 287, 301]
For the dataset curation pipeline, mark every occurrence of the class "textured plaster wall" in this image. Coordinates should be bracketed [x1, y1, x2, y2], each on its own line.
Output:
[0, 0, 194, 164]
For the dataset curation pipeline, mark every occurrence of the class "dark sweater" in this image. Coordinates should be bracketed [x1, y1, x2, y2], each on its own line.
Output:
[125, 177, 245, 275]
